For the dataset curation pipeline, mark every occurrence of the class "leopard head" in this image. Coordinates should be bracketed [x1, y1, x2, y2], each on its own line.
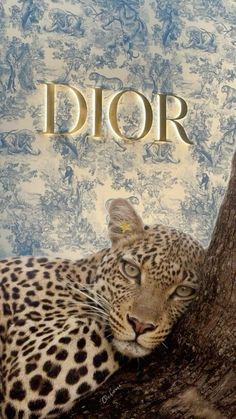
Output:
[95, 199, 204, 358]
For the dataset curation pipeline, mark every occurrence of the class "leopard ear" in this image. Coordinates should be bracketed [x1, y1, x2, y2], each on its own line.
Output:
[107, 198, 144, 246]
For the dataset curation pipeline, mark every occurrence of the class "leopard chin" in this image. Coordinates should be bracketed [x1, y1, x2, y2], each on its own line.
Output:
[112, 338, 151, 358]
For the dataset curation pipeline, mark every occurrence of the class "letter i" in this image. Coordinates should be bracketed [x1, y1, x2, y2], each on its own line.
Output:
[44, 83, 55, 134]
[93, 88, 102, 138]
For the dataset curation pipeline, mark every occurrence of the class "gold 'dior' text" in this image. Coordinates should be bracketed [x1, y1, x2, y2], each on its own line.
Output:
[42, 83, 192, 145]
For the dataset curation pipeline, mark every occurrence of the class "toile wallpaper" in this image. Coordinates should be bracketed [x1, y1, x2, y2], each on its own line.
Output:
[0, 0, 235, 259]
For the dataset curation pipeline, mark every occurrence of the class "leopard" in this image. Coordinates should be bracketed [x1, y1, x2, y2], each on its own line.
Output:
[0, 198, 204, 418]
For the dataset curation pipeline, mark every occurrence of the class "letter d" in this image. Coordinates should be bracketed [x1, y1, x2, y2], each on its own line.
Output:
[43, 83, 87, 134]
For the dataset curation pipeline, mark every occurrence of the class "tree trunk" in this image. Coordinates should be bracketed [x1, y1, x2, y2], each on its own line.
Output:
[69, 152, 236, 419]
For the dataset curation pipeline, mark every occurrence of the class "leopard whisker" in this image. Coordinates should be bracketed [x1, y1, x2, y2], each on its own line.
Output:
[161, 342, 169, 350]
[77, 284, 111, 307]
[67, 285, 109, 312]
[67, 283, 111, 312]
[79, 303, 109, 318]
[83, 311, 109, 323]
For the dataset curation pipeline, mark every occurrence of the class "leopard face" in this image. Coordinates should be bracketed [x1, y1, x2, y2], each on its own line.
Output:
[95, 199, 204, 358]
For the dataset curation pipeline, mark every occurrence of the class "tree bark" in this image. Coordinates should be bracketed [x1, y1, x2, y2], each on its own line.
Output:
[68, 152, 236, 419]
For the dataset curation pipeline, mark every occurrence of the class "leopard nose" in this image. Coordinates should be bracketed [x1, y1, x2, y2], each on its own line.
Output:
[127, 314, 156, 335]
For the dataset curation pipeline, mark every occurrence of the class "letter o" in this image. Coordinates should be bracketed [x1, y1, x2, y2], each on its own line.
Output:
[109, 90, 153, 140]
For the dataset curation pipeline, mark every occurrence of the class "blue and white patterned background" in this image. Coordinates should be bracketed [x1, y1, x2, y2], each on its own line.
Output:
[0, 0, 235, 258]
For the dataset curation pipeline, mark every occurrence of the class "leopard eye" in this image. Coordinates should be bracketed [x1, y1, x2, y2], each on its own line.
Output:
[121, 260, 140, 281]
[174, 285, 196, 299]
